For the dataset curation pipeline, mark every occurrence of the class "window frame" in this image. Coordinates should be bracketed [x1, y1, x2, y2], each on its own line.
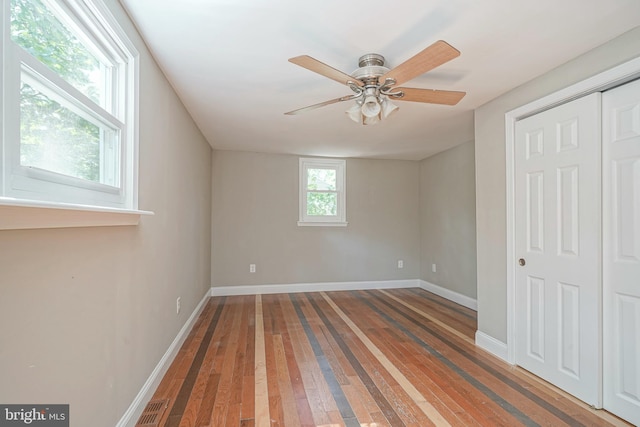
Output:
[298, 157, 347, 227]
[1, 0, 140, 210]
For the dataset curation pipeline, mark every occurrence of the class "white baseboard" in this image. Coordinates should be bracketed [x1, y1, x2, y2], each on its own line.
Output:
[419, 280, 477, 311]
[211, 279, 420, 296]
[475, 330, 509, 362]
[116, 290, 211, 427]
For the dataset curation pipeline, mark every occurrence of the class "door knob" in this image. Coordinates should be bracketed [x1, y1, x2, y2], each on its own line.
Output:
[518, 258, 526, 266]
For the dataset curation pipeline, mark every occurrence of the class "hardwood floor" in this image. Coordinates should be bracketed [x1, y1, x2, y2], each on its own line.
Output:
[138, 289, 631, 427]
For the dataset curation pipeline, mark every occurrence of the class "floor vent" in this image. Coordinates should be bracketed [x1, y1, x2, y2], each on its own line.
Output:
[135, 399, 168, 426]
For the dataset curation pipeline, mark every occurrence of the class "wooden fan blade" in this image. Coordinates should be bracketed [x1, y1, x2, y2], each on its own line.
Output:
[381, 40, 460, 87]
[289, 55, 363, 87]
[393, 87, 465, 105]
[285, 95, 356, 115]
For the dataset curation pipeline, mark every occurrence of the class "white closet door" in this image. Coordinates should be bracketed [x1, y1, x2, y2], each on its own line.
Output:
[514, 93, 601, 405]
[603, 78, 640, 426]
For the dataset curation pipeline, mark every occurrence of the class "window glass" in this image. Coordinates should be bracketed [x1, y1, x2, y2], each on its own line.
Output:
[19, 79, 119, 185]
[10, 0, 108, 107]
[307, 168, 336, 191]
[307, 192, 337, 216]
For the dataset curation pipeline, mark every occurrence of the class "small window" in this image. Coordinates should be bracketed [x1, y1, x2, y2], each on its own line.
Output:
[1, 0, 139, 209]
[298, 158, 346, 226]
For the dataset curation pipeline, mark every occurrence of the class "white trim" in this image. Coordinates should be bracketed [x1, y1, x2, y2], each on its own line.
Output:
[0, 197, 153, 230]
[475, 331, 509, 362]
[211, 279, 420, 296]
[298, 157, 347, 226]
[296, 221, 348, 227]
[116, 290, 211, 427]
[419, 280, 477, 311]
[1, 0, 140, 210]
[504, 56, 640, 365]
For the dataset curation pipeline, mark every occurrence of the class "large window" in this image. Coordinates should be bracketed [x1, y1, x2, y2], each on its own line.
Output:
[1, 0, 138, 209]
[298, 158, 346, 226]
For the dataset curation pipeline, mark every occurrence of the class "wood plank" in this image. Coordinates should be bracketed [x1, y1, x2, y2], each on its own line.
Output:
[274, 295, 316, 427]
[153, 300, 216, 399]
[166, 297, 228, 427]
[379, 289, 475, 345]
[321, 291, 451, 427]
[347, 291, 518, 426]
[288, 294, 348, 426]
[254, 295, 270, 427]
[212, 328, 248, 427]
[273, 334, 302, 427]
[263, 296, 284, 427]
[364, 318, 510, 426]
[300, 292, 405, 426]
[357, 290, 541, 425]
[136, 289, 632, 427]
[357, 289, 596, 426]
[183, 302, 237, 426]
[241, 296, 256, 424]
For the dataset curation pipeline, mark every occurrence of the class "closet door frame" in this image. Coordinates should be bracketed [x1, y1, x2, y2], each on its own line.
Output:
[504, 57, 640, 408]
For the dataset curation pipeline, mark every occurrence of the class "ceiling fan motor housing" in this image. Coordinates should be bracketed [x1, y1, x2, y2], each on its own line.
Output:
[358, 53, 385, 67]
[351, 53, 390, 85]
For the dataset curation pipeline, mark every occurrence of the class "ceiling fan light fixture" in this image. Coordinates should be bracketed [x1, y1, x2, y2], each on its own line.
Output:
[381, 98, 399, 119]
[346, 93, 398, 125]
[363, 114, 381, 126]
[346, 102, 363, 123]
[361, 95, 381, 118]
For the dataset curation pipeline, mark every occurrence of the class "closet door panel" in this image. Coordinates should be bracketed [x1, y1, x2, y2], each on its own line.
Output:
[603, 78, 640, 426]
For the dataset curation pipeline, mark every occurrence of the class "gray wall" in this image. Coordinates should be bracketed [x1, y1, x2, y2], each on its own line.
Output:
[0, 1, 212, 426]
[420, 141, 477, 298]
[475, 26, 640, 342]
[211, 151, 420, 286]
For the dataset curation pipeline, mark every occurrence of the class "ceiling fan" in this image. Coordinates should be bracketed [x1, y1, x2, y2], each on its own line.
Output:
[285, 40, 465, 125]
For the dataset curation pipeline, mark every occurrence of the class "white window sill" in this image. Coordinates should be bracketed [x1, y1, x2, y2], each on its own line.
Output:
[0, 197, 154, 230]
[297, 221, 348, 227]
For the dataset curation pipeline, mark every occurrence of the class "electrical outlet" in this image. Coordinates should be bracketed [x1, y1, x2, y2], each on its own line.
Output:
[176, 297, 181, 314]
[397, 260, 404, 269]
[249, 264, 256, 273]
[432, 263, 437, 273]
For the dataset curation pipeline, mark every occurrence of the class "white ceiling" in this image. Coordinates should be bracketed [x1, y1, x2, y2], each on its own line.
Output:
[119, 0, 640, 160]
